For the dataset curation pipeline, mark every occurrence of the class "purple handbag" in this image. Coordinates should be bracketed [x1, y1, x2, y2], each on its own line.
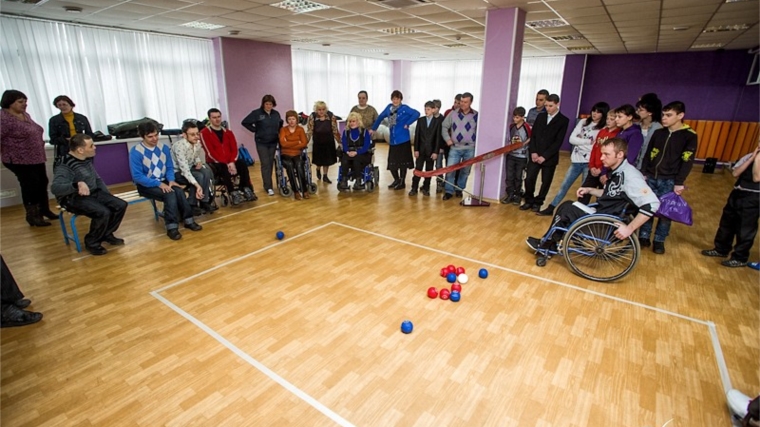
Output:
[655, 191, 693, 226]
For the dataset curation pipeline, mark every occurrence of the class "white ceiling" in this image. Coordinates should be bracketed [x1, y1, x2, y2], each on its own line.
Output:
[1, 0, 758, 60]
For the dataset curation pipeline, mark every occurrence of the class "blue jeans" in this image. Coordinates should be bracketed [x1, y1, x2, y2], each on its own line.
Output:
[638, 177, 675, 242]
[444, 147, 475, 194]
[550, 162, 589, 207]
[136, 183, 194, 230]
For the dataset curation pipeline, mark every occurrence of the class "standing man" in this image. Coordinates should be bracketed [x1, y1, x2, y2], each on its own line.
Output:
[51, 134, 128, 255]
[130, 121, 202, 241]
[350, 90, 379, 130]
[441, 92, 478, 200]
[200, 108, 257, 206]
[242, 95, 282, 196]
[444, 94, 462, 117]
[639, 101, 698, 254]
[526, 89, 549, 126]
[521, 93, 569, 212]
[171, 120, 216, 214]
[409, 101, 441, 197]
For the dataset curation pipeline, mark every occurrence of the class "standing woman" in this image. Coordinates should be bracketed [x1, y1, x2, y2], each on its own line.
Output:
[0, 90, 56, 226]
[307, 101, 340, 184]
[614, 104, 644, 165]
[371, 90, 420, 190]
[349, 91, 378, 130]
[634, 95, 663, 170]
[242, 94, 282, 197]
[48, 95, 93, 165]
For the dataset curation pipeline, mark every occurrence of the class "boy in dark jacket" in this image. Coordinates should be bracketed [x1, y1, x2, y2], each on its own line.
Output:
[410, 101, 441, 196]
[639, 101, 698, 254]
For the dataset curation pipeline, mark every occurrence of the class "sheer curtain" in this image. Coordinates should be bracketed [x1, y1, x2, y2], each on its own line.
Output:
[0, 16, 219, 133]
[291, 49, 393, 118]
[515, 56, 565, 112]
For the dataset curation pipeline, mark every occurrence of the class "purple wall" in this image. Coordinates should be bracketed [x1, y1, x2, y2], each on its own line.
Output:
[580, 50, 759, 122]
[559, 55, 587, 151]
[94, 142, 132, 185]
[215, 38, 294, 158]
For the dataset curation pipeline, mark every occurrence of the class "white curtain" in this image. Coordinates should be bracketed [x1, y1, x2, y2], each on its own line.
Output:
[0, 16, 219, 134]
[291, 49, 393, 119]
[516, 56, 565, 113]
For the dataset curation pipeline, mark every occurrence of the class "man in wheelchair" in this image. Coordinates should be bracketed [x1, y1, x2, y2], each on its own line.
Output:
[527, 137, 660, 253]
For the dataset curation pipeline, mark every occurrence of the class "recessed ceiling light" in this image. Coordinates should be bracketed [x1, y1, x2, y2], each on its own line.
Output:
[64, 6, 83, 13]
[703, 24, 751, 32]
[271, 0, 329, 13]
[380, 27, 417, 35]
[691, 43, 724, 49]
[725, 0, 752, 3]
[673, 26, 690, 31]
[228, 30, 240, 35]
[180, 21, 225, 30]
[551, 35, 585, 41]
[526, 19, 567, 29]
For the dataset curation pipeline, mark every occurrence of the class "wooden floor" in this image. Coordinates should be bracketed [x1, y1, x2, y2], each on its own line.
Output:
[1, 145, 758, 426]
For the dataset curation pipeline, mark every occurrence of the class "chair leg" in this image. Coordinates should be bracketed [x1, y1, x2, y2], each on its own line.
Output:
[70, 214, 82, 253]
[58, 212, 70, 246]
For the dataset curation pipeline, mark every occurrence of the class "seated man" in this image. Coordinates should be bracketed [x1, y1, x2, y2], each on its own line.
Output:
[51, 134, 128, 255]
[339, 111, 372, 191]
[129, 121, 202, 241]
[527, 137, 660, 252]
[199, 108, 256, 206]
[171, 120, 216, 214]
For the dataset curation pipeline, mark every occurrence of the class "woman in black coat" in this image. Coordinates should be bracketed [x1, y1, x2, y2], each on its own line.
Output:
[48, 95, 93, 164]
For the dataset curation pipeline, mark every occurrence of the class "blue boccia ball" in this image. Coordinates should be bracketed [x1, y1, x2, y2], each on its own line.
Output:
[450, 291, 460, 302]
[401, 320, 413, 334]
[276, 231, 285, 240]
[478, 268, 488, 279]
[446, 272, 457, 283]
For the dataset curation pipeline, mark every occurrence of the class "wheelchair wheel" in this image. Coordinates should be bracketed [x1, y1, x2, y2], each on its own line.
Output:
[373, 166, 380, 187]
[279, 186, 291, 197]
[308, 183, 318, 194]
[562, 216, 640, 282]
[366, 180, 375, 193]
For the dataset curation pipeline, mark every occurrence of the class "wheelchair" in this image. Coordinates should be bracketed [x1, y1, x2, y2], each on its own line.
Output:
[533, 210, 640, 282]
[335, 144, 379, 193]
[275, 146, 317, 197]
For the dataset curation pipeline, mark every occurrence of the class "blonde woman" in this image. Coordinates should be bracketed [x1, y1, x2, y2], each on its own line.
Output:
[339, 112, 372, 191]
[307, 101, 340, 183]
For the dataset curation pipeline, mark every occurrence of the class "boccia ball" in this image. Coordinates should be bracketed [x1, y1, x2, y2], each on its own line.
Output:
[457, 273, 469, 284]
[439, 289, 450, 300]
[446, 265, 456, 274]
[446, 272, 457, 283]
[427, 287, 438, 299]
[401, 320, 413, 334]
[440, 268, 447, 277]
[478, 268, 488, 279]
[456, 267, 465, 275]
[276, 231, 285, 240]
[450, 291, 461, 302]
[451, 283, 462, 292]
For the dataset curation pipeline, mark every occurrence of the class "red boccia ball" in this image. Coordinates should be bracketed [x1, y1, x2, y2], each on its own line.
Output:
[439, 289, 451, 300]
[427, 287, 438, 298]
[456, 267, 465, 275]
[440, 268, 447, 277]
[451, 283, 462, 292]
[446, 265, 456, 274]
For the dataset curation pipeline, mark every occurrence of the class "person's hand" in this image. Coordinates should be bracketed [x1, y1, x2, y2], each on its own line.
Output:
[369, 129, 375, 136]
[159, 182, 173, 193]
[531, 153, 539, 162]
[537, 156, 545, 164]
[590, 167, 601, 177]
[404, 125, 408, 129]
[674, 185, 685, 195]
[77, 181, 90, 196]
[414, 150, 420, 159]
[446, 139, 453, 147]
[600, 175, 608, 185]
[576, 187, 588, 198]
[195, 186, 204, 200]
[613, 223, 634, 240]
[228, 162, 237, 175]
[431, 153, 438, 160]
[348, 151, 356, 158]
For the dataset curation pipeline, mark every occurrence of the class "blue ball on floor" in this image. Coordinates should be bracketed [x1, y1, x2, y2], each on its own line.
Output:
[276, 231, 285, 240]
[446, 272, 457, 283]
[401, 320, 413, 334]
[450, 291, 460, 302]
[478, 268, 488, 279]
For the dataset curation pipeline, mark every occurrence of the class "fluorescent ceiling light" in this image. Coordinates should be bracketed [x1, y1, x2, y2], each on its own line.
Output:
[526, 19, 567, 28]
[291, 38, 319, 43]
[567, 46, 594, 51]
[380, 27, 417, 34]
[703, 24, 751, 32]
[444, 43, 467, 48]
[180, 21, 225, 30]
[271, 0, 329, 13]
[361, 48, 387, 53]
[551, 35, 585, 41]
[691, 43, 724, 48]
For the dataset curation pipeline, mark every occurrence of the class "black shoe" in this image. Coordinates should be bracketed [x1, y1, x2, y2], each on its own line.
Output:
[455, 190, 463, 198]
[14, 299, 31, 309]
[653, 241, 665, 254]
[353, 181, 365, 190]
[639, 237, 651, 248]
[322, 175, 332, 184]
[442, 193, 453, 201]
[394, 183, 406, 190]
[184, 222, 203, 231]
[500, 196, 510, 204]
[436, 186, 443, 194]
[531, 205, 541, 212]
[511, 195, 521, 205]
[519, 203, 533, 211]
[536, 205, 555, 216]
[86, 245, 108, 256]
[243, 187, 257, 202]
[387, 179, 399, 189]
[192, 206, 204, 216]
[200, 202, 218, 213]
[1, 305, 42, 328]
[408, 189, 418, 196]
[721, 259, 747, 268]
[421, 189, 430, 197]
[41, 208, 59, 220]
[316, 170, 322, 180]
[103, 235, 125, 246]
[338, 181, 350, 191]
[701, 249, 727, 257]
[526, 237, 542, 252]
[167, 229, 182, 240]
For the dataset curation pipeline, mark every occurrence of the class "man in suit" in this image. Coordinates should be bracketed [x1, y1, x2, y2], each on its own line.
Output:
[410, 101, 442, 196]
[520, 93, 570, 212]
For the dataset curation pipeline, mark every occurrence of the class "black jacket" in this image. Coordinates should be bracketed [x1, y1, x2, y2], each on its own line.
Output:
[241, 108, 283, 145]
[413, 116, 441, 156]
[528, 111, 569, 167]
[48, 112, 93, 160]
[641, 125, 698, 185]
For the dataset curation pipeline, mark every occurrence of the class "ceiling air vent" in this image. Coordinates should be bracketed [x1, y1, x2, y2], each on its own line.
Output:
[372, 0, 432, 9]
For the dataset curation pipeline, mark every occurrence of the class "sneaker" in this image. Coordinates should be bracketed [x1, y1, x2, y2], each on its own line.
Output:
[721, 259, 747, 268]
[267, 189, 275, 196]
[243, 187, 257, 201]
[1, 305, 42, 328]
[526, 237, 542, 252]
[103, 234, 125, 246]
[536, 205, 555, 216]
[701, 249, 728, 257]
[749, 262, 760, 271]
[184, 222, 203, 231]
[86, 245, 108, 256]
[167, 229, 182, 240]
[230, 190, 244, 205]
[639, 236, 651, 248]
[653, 241, 665, 254]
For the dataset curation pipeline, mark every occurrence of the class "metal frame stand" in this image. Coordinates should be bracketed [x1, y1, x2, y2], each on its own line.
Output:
[460, 163, 490, 207]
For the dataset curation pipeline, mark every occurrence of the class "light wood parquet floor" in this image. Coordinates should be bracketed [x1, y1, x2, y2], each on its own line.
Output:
[1, 145, 758, 426]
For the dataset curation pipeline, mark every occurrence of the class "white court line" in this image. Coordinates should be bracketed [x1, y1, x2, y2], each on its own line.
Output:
[708, 321, 733, 393]
[150, 291, 355, 427]
[71, 201, 278, 262]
